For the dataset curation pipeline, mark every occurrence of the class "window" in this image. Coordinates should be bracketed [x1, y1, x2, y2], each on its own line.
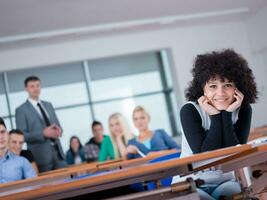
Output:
[1, 50, 180, 152]
[56, 106, 92, 152]
[89, 52, 162, 101]
[8, 62, 87, 114]
[93, 94, 172, 136]
[0, 74, 9, 117]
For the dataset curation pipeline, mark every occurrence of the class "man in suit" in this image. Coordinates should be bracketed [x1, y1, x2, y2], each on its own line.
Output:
[15, 76, 66, 172]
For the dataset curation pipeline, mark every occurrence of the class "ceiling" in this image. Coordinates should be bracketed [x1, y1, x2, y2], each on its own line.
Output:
[0, 0, 266, 44]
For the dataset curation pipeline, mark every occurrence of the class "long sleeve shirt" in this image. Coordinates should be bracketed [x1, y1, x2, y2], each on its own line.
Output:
[127, 129, 180, 159]
[180, 102, 251, 156]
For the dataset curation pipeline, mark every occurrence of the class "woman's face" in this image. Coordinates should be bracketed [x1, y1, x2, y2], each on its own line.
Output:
[109, 117, 122, 136]
[133, 111, 150, 132]
[70, 138, 80, 153]
[203, 77, 236, 111]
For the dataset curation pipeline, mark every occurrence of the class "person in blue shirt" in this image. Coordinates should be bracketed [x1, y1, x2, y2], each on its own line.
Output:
[0, 117, 36, 184]
[126, 106, 180, 159]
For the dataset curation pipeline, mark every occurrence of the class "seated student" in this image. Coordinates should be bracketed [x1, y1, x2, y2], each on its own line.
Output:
[109, 113, 134, 160]
[8, 129, 39, 174]
[66, 136, 86, 165]
[0, 117, 36, 183]
[84, 121, 114, 162]
[178, 49, 258, 200]
[126, 106, 180, 159]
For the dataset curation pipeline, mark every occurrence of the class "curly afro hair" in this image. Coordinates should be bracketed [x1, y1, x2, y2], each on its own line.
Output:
[185, 49, 258, 105]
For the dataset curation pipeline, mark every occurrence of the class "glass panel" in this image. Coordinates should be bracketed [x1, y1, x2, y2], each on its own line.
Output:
[0, 95, 9, 117]
[3, 118, 12, 131]
[0, 74, 5, 94]
[7, 62, 85, 92]
[90, 72, 162, 101]
[0, 75, 9, 117]
[9, 82, 88, 114]
[89, 52, 160, 81]
[171, 92, 181, 135]
[160, 50, 174, 88]
[93, 93, 172, 137]
[41, 82, 88, 108]
[9, 91, 28, 115]
[55, 106, 92, 153]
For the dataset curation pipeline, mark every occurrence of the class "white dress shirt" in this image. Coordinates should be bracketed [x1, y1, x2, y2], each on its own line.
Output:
[28, 98, 50, 120]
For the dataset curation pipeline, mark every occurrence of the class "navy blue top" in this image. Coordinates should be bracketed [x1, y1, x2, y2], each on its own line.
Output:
[66, 148, 86, 165]
[127, 129, 180, 159]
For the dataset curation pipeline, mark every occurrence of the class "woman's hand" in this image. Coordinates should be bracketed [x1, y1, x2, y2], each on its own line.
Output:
[126, 145, 138, 154]
[226, 89, 244, 112]
[114, 132, 123, 140]
[198, 96, 220, 115]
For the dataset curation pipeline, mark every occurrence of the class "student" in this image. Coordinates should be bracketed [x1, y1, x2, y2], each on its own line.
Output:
[0, 117, 36, 183]
[109, 113, 134, 159]
[179, 49, 257, 199]
[127, 106, 180, 159]
[84, 121, 114, 162]
[66, 136, 86, 165]
[8, 129, 39, 174]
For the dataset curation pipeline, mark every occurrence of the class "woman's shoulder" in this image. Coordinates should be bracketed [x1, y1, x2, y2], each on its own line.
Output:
[240, 104, 252, 112]
[66, 149, 72, 155]
[180, 102, 200, 116]
[154, 129, 168, 135]
[127, 137, 137, 144]
[127, 133, 135, 140]
[237, 104, 252, 119]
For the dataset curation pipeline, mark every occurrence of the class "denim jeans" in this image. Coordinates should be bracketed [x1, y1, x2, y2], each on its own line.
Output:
[197, 180, 241, 200]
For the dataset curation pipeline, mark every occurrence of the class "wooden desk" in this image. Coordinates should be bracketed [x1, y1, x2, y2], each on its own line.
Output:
[192, 143, 267, 199]
[0, 145, 252, 200]
[0, 149, 178, 193]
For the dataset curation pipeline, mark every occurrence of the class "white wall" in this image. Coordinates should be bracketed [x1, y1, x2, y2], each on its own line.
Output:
[0, 19, 266, 127]
[245, 5, 267, 127]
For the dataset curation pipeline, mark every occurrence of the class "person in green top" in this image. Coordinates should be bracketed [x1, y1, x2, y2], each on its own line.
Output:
[84, 121, 115, 162]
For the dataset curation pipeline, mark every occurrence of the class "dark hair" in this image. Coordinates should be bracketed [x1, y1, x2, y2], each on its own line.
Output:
[185, 49, 258, 105]
[24, 76, 40, 87]
[91, 120, 102, 129]
[0, 117, 6, 128]
[9, 129, 24, 136]
[69, 136, 82, 155]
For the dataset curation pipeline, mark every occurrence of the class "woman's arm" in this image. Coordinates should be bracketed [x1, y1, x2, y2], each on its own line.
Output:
[66, 150, 74, 165]
[115, 136, 128, 159]
[180, 103, 223, 153]
[159, 129, 180, 149]
[222, 104, 252, 146]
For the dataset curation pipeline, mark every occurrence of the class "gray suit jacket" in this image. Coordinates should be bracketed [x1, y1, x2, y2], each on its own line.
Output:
[15, 100, 65, 167]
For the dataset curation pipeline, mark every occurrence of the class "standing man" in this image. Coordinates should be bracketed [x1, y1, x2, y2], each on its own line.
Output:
[15, 76, 66, 172]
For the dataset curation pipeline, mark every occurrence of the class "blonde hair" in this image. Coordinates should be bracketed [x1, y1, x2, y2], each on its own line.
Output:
[108, 113, 133, 158]
[132, 106, 150, 120]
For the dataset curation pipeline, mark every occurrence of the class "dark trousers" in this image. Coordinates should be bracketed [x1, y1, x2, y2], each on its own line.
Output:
[38, 144, 67, 173]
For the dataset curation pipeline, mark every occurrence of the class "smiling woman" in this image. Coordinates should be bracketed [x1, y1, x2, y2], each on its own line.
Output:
[179, 49, 258, 199]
